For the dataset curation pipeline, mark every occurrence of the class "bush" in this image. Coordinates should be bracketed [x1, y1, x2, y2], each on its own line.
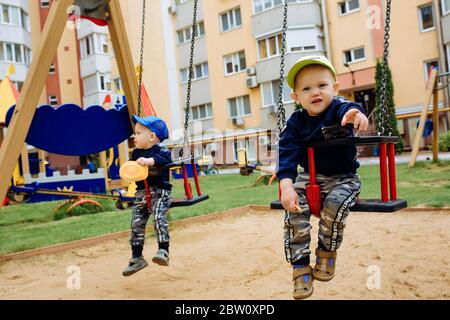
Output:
[53, 198, 118, 220]
[439, 131, 450, 152]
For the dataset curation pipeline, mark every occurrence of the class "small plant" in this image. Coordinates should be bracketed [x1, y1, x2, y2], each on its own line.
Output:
[439, 131, 450, 152]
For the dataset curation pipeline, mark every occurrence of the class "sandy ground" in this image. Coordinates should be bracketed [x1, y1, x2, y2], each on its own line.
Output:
[1, 208, 449, 300]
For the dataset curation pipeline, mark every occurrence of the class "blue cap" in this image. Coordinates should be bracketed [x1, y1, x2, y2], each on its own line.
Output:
[131, 115, 169, 142]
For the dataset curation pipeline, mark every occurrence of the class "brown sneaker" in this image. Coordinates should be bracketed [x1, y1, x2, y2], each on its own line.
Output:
[292, 266, 314, 300]
[313, 248, 337, 282]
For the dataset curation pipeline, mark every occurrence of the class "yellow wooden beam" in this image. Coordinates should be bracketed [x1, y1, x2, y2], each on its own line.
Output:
[409, 69, 437, 168]
[0, 0, 75, 209]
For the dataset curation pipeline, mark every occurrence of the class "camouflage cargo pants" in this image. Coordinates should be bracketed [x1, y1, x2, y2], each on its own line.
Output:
[130, 188, 172, 247]
[284, 172, 361, 264]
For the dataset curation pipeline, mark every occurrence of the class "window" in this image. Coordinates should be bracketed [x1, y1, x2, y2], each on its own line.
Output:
[80, 35, 94, 58]
[96, 34, 109, 54]
[257, 34, 283, 60]
[338, 0, 360, 15]
[419, 4, 434, 32]
[49, 63, 55, 74]
[343, 47, 365, 64]
[442, 0, 450, 15]
[0, 42, 27, 64]
[228, 95, 251, 118]
[49, 95, 58, 106]
[21, 9, 30, 32]
[180, 62, 209, 83]
[175, 0, 190, 4]
[83, 74, 98, 95]
[220, 7, 242, 32]
[99, 74, 111, 91]
[176, 21, 205, 44]
[261, 79, 291, 107]
[40, 1, 50, 8]
[424, 60, 439, 83]
[114, 78, 122, 93]
[224, 51, 246, 76]
[190, 103, 213, 121]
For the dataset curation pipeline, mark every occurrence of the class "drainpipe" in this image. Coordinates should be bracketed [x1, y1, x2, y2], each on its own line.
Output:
[320, 0, 332, 59]
[433, 0, 449, 110]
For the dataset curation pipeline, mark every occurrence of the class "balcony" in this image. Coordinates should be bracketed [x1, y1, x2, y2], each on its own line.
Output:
[252, 1, 322, 37]
[0, 24, 31, 48]
[179, 77, 211, 107]
[173, 0, 204, 30]
[255, 50, 325, 83]
[79, 54, 111, 78]
[177, 37, 208, 68]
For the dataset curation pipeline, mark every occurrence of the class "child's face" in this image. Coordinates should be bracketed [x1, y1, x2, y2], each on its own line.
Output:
[133, 122, 159, 149]
[291, 65, 338, 117]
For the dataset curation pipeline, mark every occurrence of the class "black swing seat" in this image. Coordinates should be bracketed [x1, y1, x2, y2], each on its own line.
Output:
[171, 194, 209, 207]
[270, 135, 408, 213]
[270, 199, 407, 212]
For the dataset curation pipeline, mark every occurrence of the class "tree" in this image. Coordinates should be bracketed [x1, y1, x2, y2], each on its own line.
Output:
[374, 60, 404, 153]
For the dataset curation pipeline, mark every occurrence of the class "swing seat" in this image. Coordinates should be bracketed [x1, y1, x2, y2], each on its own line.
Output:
[170, 194, 209, 207]
[350, 199, 407, 212]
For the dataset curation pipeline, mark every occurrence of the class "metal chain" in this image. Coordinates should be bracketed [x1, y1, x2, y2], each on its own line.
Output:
[179, 0, 198, 159]
[378, 0, 393, 136]
[276, 0, 288, 142]
[136, 0, 146, 117]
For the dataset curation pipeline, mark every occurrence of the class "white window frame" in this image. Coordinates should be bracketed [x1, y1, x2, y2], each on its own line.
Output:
[190, 103, 213, 121]
[80, 35, 94, 59]
[223, 51, 246, 76]
[343, 46, 366, 64]
[418, 4, 435, 32]
[180, 62, 209, 84]
[175, 0, 190, 4]
[0, 42, 26, 64]
[228, 95, 251, 119]
[220, 7, 242, 33]
[0, 4, 21, 27]
[441, 0, 450, 15]
[176, 21, 205, 45]
[114, 77, 123, 93]
[99, 73, 112, 92]
[257, 33, 283, 61]
[338, 0, 360, 16]
[261, 79, 292, 107]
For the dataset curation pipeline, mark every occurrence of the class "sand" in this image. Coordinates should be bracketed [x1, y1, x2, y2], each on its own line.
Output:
[0, 208, 449, 300]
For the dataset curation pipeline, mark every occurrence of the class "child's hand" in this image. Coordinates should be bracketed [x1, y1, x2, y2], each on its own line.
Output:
[341, 109, 369, 132]
[136, 157, 155, 167]
[281, 186, 300, 213]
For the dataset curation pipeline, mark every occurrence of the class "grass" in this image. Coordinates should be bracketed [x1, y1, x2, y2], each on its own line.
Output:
[1, 160, 449, 255]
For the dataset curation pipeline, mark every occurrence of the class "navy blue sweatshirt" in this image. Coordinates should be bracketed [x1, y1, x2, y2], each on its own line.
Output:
[276, 97, 366, 181]
[131, 145, 172, 191]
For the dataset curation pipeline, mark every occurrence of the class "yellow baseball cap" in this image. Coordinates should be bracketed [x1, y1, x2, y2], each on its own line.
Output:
[287, 55, 337, 90]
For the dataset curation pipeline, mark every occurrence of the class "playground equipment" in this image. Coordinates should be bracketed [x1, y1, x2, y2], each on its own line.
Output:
[0, 0, 209, 210]
[237, 148, 277, 185]
[270, 0, 407, 216]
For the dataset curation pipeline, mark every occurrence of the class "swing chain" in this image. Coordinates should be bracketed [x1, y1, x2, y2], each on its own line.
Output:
[137, 0, 146, 117]
[276, 0, 288, 142]
[378, 0, 394, 136]
[179, 0, 198, 159]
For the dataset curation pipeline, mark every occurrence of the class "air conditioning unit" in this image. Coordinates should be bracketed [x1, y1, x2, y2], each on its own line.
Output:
[246, 66, 256, 76]
[258, 136, 270, 146]
[268, 105, 277, 114]
[232, 117, 244, 126]
[168, 4, 177, 15]
[246, 76, 258, 88]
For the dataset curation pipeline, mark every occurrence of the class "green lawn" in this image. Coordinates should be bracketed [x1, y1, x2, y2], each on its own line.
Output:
[1, 160, 449, 255]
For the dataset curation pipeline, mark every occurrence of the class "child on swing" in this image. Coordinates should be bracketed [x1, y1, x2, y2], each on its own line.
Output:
[122, 115, 173, 277]
[276, 55, 369, 299]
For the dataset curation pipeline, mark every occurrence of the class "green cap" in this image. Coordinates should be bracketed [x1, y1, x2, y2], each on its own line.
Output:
[287, 55, 337, 90]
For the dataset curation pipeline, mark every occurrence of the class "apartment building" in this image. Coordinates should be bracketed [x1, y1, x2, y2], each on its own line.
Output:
[327, 0, 449, 150]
